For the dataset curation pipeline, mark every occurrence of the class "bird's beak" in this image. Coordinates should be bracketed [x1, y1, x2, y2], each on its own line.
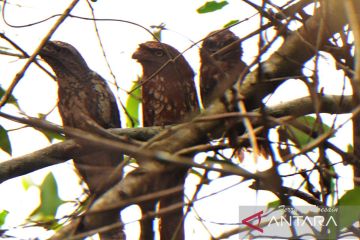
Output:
[132, 43, 150, 60]
[132, 49, 141, 60]
[39, 42, 56, 58]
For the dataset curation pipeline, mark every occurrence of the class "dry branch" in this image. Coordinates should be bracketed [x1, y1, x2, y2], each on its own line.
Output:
[0, 126, 165, 184]
[0, 94, 353, 185]
[0, 0, 80, 107]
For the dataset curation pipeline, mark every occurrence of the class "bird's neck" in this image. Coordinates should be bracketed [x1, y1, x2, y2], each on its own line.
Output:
[143, 63, 193, 82]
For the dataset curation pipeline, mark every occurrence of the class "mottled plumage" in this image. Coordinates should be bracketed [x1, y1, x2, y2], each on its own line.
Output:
[200, 29, 247, 107]
[40, 41, 122, 195]
[200, 30, 271, 157]
[133, 41, 199, 240]
[133, 41, 199, 127]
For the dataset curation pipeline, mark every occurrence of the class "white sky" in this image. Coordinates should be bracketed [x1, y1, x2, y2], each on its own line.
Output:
[0, 0, 355, 239]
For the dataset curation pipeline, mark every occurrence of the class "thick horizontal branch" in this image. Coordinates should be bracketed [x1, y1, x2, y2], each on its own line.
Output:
[0, 95, 353, 184]
[0, 112, 256, 184]
[0, 125, 166, 184]
[0, 140, 78, 184]
[267, 95, 353, 117]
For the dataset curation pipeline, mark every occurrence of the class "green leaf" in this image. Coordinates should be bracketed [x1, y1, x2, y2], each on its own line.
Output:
[126, 79, 141, 128]
[337, 187, 360, 206]
[0, 87, 19, 108]
[22, 176, 35, 191]
[287, 116, 334, 148]
[30, 173, 65, 229]
[0, 125, 11, 155]
[223, 19, 239, 28]
[267, 200, 280, 210]
[150, 23, 165, 41]
[336, 187, 360, 229]
[41, 130, 65, 142]
[289, 126, 310, 147]
[122, 155, 137, 164]
[37, 114, 65, 142]
[197, 1, 228, 14]
[299, 116, 332, 133]
[0, 210, 9, 227]
[347, 144, 353, 153]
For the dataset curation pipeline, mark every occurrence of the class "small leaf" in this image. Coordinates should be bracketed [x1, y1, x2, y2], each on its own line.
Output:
[336, 187, 360, 229]
[126, 155, 137, 164]
[223, 19, 239, 28]
[30, 172, 65, 229]
[41, 131, 65, 142]
[0, 210, 9, 227]
[22, 176, 35, 191]
[288, 126, 310, 148]
[150, 23, 166, 41]
[37, 114, 65, 142]
[337, 187, 360, 206]
[0, 125, 11, 155]
[347, 144, 353, 153]
[197, 1, 229, 14]
[286, 116, 334, 148]
[298, 116, 332, 133]
[0, 87, 19, 108]
[267, 200, 280, 209]
[126, 79, 142, 128]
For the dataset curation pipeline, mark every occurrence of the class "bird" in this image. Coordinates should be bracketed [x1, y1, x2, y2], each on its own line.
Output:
[200, 29, 271, 158]
[39, 41, 123, 196]
[132, 41, 200, 240]
[199, 29, 247, 108]
[39, 41, 125, 239]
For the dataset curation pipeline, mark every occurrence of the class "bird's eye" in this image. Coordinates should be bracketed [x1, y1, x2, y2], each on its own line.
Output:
[206, 41, 218, 52]
[154, 50, 164, 57]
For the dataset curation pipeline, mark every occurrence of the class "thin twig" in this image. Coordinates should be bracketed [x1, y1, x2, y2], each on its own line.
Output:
[0, 0, 80, 108]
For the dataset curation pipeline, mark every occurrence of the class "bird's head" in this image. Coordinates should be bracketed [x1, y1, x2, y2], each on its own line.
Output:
[132, 41, 194, 79]
[201, 29, 242, 62]
[39, 41, 90, 78]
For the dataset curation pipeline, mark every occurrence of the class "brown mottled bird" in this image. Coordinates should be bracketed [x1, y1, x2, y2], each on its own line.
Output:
[39, 41, 123, 196]
[133, 41, 199, 240]
[200, 30, 271, 157]
[200, 29, 247, 108]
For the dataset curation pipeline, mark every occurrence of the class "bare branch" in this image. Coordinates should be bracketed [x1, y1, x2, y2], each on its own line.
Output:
[0, 0, 80, 107]
[0, 94, 353, 184]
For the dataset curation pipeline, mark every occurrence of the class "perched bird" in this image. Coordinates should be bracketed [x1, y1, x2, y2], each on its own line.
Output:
[39, 41, 123, 196]
[133, 41, 199, 127]
[200, 29, 271, 157]
[199, 29, 247, 108]
[133, 41, 199, 240]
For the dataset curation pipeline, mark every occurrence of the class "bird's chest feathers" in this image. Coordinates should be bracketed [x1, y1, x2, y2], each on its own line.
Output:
[57, 73, 112, 128]
[142, 74, 190, 126]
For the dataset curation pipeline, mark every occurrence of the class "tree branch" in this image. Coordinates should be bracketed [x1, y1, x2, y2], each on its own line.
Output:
[0, 0, 80, 108]
[0, 126, 165, 184]
[0, 94, 353, 184]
